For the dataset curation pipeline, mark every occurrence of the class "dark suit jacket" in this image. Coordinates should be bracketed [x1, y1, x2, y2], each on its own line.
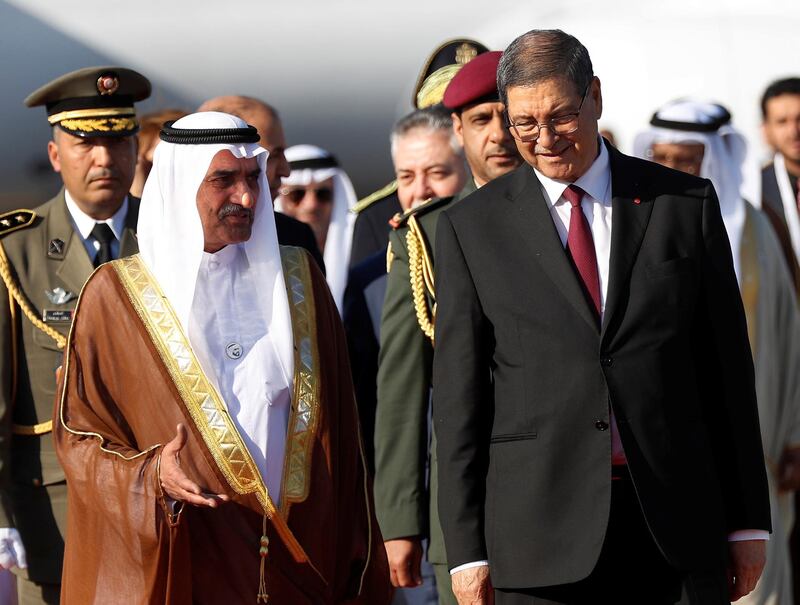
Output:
[349, 194, 402, 268]
[762, 162, 784, 224]
[761, 162, 800, 292]
[432, 145, 771, 589]
[274, 211, 325, 275]
[342, 251, 387, 474]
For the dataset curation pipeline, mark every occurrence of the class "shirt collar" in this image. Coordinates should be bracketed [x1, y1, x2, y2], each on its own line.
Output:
[534, 137, 611, 207]
[200, 242, 244, 268]
[64, 189, 128, 241]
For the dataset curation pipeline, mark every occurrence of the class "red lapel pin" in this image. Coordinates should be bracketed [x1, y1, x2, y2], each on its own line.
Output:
[633, 197, 641, 205]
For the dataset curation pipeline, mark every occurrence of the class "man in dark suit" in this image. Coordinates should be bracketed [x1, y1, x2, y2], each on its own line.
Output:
[432, 29, 770, 605]
[0, 66, 150, 604]
[197, 95, 325, 273]
[760, 78, 800, 278]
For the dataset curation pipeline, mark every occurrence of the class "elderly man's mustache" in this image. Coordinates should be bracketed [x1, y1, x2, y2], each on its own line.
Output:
[218, 203, 253, 220]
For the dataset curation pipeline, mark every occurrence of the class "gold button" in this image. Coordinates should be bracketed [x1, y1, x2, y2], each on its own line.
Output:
[32, 478, 42, 487]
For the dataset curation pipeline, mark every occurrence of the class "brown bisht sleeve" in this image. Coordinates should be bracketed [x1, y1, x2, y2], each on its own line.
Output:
[282, 253, 393, 604]
[53, 265, 191, 605]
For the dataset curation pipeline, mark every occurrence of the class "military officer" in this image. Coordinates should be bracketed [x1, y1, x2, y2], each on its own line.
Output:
[0, 66, 150, 604]
[349, 38, 489, 267]
[373, 51, 522, 604]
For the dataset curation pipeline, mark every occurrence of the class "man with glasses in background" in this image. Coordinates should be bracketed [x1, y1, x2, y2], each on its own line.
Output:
[433, 29, 770, 604]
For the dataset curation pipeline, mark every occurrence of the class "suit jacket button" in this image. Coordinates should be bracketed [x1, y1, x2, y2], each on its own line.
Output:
[32, 478, 42, 487]
[600, 356, 613, 367]
[595, 420, 609, 431]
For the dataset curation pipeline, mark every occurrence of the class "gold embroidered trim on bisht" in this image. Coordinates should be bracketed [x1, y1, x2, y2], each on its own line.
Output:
[111, 254, 321, 572]
[113, 255, 269, 499]
[279, 247, 321, 517]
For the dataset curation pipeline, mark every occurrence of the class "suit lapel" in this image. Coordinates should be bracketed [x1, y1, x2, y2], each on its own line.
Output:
[45, 191, 94, 297]
[119, 196, 140, 257]
[506, 166, 599, 332]
[601, 148, 654, 341]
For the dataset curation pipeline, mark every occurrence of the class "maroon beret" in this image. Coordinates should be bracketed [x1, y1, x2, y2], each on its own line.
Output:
[443, 50, 503, 110]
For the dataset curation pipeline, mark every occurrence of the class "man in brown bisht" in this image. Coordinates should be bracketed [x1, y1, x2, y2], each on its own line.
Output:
[53, 111, 392, 604]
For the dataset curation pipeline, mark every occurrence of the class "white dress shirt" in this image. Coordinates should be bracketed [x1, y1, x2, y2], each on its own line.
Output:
[64, 190, 128, 263]
[450, 140, 765, 576]
[188, 244, 292, 507]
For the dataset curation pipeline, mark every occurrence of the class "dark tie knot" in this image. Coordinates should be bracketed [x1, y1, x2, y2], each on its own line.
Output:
[90, 223, 116, 244]
[563, 184, 585, 208]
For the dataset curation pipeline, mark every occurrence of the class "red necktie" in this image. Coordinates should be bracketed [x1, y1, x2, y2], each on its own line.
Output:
[562, 185, 627, 467]
[563, 185, 601, 319]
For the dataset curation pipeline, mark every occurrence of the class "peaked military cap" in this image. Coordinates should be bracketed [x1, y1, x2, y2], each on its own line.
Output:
[414, 38, 489, 109]
[25, 66, 151, 138]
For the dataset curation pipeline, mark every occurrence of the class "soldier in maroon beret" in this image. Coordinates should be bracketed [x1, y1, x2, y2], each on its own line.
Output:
[443, 50, 522, 189]
[374, 48, 522, 605]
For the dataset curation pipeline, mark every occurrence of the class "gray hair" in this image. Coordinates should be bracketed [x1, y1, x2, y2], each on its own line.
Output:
[497, 29, 594, 107]
[390, 106, 462, 159]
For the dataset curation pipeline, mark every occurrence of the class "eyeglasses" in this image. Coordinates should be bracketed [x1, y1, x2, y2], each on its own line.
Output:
[280, 186, 334, 204]
[506, 82, 591, 143]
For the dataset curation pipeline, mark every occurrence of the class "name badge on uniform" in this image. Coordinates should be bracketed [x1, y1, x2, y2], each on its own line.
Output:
[43, 309, 73, 323]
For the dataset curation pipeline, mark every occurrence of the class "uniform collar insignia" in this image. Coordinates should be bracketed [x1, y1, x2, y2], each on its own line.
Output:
[45, 287, 76, 305]
[48, 238, 65, 257]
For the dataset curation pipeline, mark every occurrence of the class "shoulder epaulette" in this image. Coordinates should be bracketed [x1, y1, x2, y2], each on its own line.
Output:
[0, 209, 36, 237]
[390, 195, 453, 230]
[351, 180, 398, 214]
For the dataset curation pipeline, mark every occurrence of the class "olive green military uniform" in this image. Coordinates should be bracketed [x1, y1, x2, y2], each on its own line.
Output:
[0, 192, 139, 604]
[374, 180, 476, 604]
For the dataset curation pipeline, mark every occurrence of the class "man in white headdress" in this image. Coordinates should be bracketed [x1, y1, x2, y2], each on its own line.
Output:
[52, 112, 392, 604]
[275, 145, 357, 311]
[635, 99, 800, 605]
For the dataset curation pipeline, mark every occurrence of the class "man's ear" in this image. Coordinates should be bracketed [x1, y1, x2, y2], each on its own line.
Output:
[47, 140, 61, 174]
[592, 77, 603, 120]
[452, 112, 465, 147]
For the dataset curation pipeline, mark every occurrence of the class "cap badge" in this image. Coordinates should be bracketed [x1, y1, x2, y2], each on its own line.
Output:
[633, 198, 641, 205]
[97, 75, 119, 96]
[455, 43, 478, 65]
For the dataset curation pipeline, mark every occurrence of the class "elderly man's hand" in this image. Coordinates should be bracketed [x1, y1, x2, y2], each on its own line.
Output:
[728, 539, 766, 601]
[451, 565, 493, 605]
[160, 424, 230, 508]
[384, 537, 423, 588]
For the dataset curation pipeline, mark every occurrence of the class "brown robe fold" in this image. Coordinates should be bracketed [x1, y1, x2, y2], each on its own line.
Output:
[53, 248, 392, 604]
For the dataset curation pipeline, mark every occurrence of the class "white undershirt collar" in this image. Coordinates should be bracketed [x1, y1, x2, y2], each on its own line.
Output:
[534, 138, 611, 208]
[64, 189, 128, 242]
